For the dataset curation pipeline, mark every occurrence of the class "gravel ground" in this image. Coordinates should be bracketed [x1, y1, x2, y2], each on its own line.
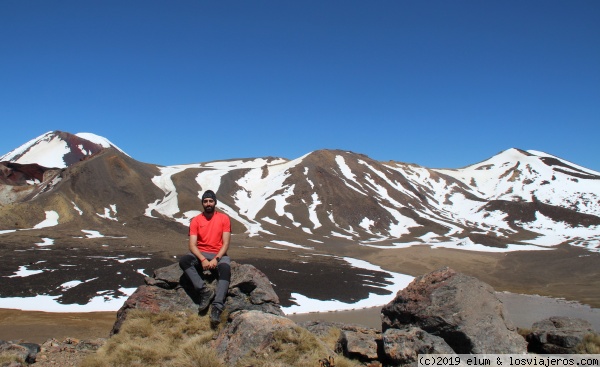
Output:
[32, 338, 106, 367]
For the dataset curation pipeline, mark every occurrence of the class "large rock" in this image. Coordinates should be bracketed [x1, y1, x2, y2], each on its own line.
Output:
[212, 310, 332, 366]
[381, 267, 526, 354]
[300, 320, 381, 363]
[382, 326, 455, 367]
[526, 316, 595, 354]
[111, 261, 283, 335]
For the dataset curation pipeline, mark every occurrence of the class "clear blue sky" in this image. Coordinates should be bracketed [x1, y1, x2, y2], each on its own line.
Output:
[1, 1, 599, 170]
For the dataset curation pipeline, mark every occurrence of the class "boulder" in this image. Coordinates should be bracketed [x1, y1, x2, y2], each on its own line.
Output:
[300, 320, 381, 363]
[111, 286, 197, 334]
[0, 340, 39, 365]
[526, 316, 595, 354]
[111, 261, 283, 335]
[382, 326, 455, 367]
[341, 324, 381, 361]
[297, 320, 347, 355]
[211, 310, 332, 366]
[226, 262, 282, 316]
[381, 267, 526, 354]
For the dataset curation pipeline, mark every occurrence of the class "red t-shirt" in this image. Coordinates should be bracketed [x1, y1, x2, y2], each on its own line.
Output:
[189, 211, 231, 253]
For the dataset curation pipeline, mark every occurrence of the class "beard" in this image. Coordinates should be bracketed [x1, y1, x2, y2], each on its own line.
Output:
[203, 205, 215, 213]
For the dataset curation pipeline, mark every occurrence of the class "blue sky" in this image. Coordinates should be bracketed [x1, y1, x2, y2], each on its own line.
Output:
[1, 1, 599, 170]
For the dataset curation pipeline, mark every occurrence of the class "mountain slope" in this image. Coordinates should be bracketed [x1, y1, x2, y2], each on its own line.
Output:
[0, 131, 126, 169]
[2, 132, 599, 250]
[1, 131, 599, 311]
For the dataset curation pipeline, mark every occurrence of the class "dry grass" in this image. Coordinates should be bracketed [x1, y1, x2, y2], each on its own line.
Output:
[0, 352, 25, 366]
[318, 327, 344, 351]
[237, 325, 361, 367]
[80, 310, 361, 367]
[576, 333, 600, 354]
[80, 309, 225, 367]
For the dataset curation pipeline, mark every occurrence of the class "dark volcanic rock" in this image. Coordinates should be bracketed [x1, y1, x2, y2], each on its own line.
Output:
[211, 310, 304, 365]
[300, 320, 381, 363]
[111, 261, 283, 335]
[226, 262, 282, 316]
[0, 161, 62, 205]
[526, 316, 595, 354]
[382, 326, 455, 366]
[111, 285, 197, 334]
[381, 267, 526, 354]
[0, 161, 54, 185]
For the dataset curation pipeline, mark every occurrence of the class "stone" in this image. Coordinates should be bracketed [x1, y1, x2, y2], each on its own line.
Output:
[212, 310, 326, 365]
[382, 326, 455, 366]
[0, 340, 39, 364]
[338, 323, 381, 361]
[111, 261, 283, 335]
[381, 267, 526, 354]
[300, 320, 381, 362]
[526, 316, 595, 354]
[226, 263, 283, 316]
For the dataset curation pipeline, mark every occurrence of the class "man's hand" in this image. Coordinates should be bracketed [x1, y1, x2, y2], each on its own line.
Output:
[201, 258, 211, 270]
[207, 258, 218, 269]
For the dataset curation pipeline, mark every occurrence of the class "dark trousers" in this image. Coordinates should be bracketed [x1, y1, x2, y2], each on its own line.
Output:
[179, 253, 231, 309]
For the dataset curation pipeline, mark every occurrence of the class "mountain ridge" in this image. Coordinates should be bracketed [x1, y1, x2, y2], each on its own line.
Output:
[1, 130, 599, 311]
[2, 131, 599, 249]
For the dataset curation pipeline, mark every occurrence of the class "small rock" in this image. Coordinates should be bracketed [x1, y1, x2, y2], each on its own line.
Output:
[526, 316, 594, 354]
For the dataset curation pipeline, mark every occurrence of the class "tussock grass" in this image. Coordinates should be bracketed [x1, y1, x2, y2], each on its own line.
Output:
[237, 325, 361, 367]
[576, 333, 600, 354]
[516, 327, 532, 338]
[81, 309, 225, 367]
[0, 352, 25, 366]
[81, 309, 361, 367]
[318, 327, 344, 350]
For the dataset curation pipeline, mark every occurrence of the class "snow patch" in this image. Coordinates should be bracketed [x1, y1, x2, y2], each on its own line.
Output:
[271, 240, 314, 250]
[97, 204, 118, 221]
[33, 211, 59, 229]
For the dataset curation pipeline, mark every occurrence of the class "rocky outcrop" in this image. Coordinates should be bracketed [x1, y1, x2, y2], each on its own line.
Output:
[6, 266, 600, 366]
[382, 326, 455, 366]
[381, 267, 527, 354]
[0, 340, 39, 365]
[526, 316, 595, 354]
[212, 310, 327, 365]
[111, 261, 283, 335]
[111, 265, 528, 364]
[300, 320, 381, 363]
[0, 161, 62, 205]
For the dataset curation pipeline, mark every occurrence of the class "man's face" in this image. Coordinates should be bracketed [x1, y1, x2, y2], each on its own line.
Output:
[202, 198, 216, 213]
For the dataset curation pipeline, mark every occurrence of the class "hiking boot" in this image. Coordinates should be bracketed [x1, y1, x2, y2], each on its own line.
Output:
[197, 287, 214, 312]
[210, 305, 223, 326]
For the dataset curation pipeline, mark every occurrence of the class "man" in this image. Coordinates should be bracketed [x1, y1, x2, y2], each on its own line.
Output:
[179, 189, 231, 325]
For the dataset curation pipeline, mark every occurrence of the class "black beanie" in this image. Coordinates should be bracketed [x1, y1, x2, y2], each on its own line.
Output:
[202, 190, 217, 202]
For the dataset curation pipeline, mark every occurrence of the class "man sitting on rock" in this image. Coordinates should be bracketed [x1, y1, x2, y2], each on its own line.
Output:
[179, 189, 231, 325]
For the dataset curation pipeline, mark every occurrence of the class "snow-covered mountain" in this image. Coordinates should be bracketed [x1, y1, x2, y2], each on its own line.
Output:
[2, 131, 599, 252]
[0, 131, 127, 168]
[1, 131, 599, 312]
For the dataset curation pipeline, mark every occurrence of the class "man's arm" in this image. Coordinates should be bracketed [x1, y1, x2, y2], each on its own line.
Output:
[208, 231, 230, 269]
[189, 234, 210, 270]
[219, 231, 231, 257]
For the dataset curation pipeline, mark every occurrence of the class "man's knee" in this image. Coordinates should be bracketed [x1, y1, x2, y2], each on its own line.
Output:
[217, 262, 231, 281]
[179, 254, 197, 270]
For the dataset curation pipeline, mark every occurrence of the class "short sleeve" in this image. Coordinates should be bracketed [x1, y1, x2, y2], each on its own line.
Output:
[222, 214, 231, 233]
[189, 217, 198, 236]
